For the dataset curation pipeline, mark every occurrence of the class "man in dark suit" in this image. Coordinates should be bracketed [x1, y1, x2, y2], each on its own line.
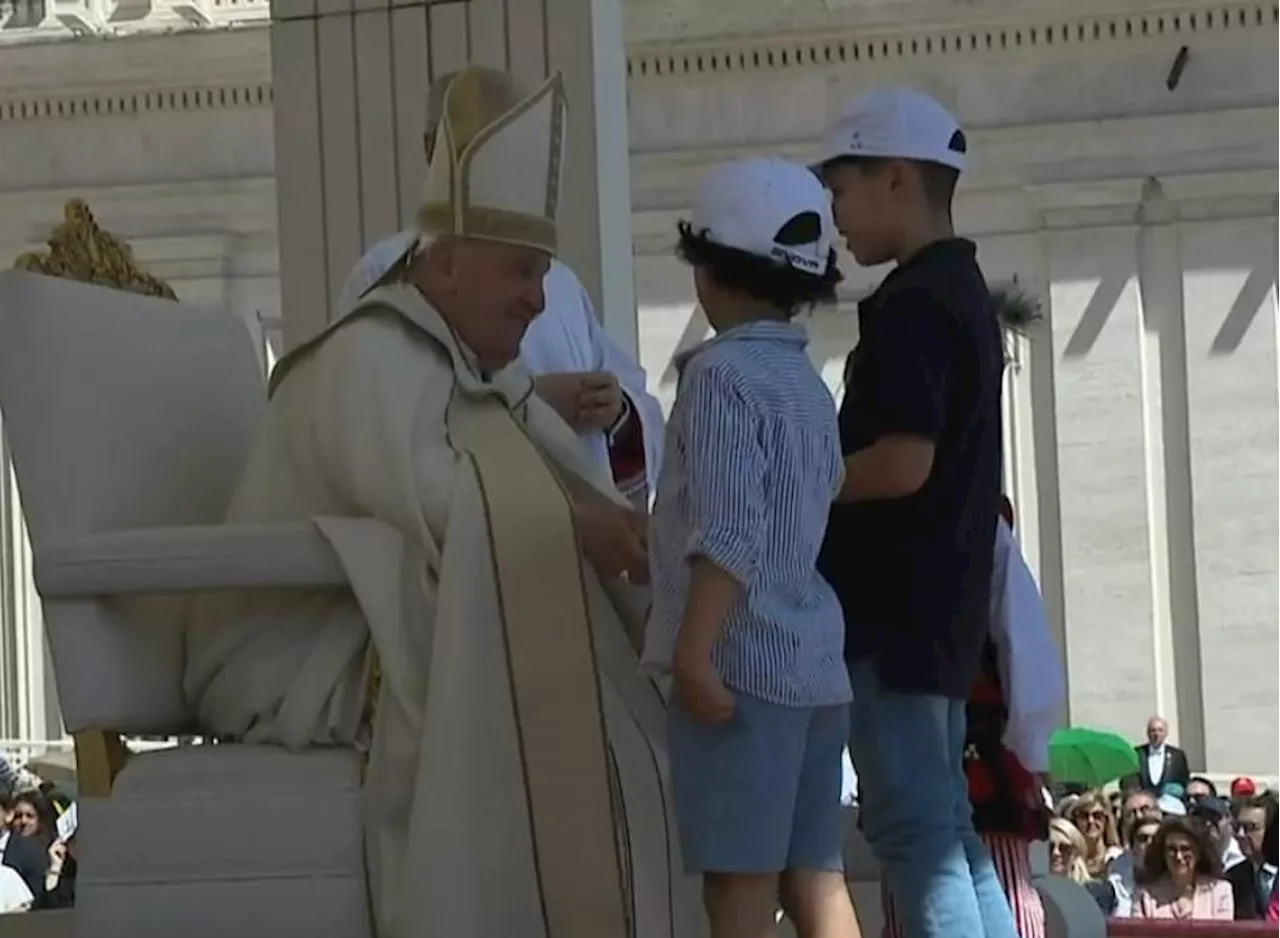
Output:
[1226, 795, 1279, 920]
[1133, 716, 1190, 792]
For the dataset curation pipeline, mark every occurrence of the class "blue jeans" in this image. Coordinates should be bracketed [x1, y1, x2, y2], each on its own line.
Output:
[847, 659, 1019, 938]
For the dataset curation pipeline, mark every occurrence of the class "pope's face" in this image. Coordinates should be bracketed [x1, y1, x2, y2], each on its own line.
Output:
[434, 239, 549, 370]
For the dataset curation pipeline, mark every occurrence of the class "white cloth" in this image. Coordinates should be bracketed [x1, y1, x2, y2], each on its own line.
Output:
[1222, 837, 1247, 871]
[184, 284, 699, 938]
[338, 236, 663, 492]
[0, 865, 31, 913]
[520, 261, 664, 492]
[1108, 851, 1137, 917]
[1147, 746, 1166, 787]
[839, 747, 858, 807]
[989, 518, 1065, 774]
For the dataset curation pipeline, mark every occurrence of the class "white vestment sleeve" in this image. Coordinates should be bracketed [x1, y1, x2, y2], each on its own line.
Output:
[989, 519, 1066, 774]
[579, 283, 665, 493]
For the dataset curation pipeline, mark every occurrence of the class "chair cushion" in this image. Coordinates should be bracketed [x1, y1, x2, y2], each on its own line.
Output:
[76, 744, 369, 938]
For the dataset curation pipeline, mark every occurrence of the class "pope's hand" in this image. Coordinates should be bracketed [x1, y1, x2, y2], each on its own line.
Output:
[535, 371, 623, 432]
[572, 499, 649, 584]
[672, 637, 735, 724]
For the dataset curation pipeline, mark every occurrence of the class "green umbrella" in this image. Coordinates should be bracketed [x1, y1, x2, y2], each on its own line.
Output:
[1048, 727, 1139, 788]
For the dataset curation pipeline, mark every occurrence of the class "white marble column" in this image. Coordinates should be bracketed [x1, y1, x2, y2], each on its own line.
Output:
[269, 0, 635, 353]
[0, 432, 62, 746]
[1135, 178, 1206, 769]
[1013, 234, 1070, 718]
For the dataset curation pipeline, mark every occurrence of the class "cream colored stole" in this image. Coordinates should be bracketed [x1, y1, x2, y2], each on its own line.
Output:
[447, 388, 630, 937]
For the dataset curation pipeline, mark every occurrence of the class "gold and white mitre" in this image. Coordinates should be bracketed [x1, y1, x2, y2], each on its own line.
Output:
[417, 66, 566, 255]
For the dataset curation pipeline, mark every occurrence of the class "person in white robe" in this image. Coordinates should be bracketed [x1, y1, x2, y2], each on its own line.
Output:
[339, 73, 664, 506]
[184, 66, 701, 938]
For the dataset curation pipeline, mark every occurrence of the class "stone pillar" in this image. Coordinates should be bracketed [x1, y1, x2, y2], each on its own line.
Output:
[0, 436, 61, 746]
[1135, 177, 1206, 769]
[1021, 235, 1070, 719]
[269, 0, 635, 354]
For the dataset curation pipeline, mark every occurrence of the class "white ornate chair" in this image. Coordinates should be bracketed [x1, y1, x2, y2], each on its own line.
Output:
[0, 203, 373, 938]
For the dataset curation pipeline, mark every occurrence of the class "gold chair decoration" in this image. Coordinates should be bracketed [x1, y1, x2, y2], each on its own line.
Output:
[13, 198, 177, 301]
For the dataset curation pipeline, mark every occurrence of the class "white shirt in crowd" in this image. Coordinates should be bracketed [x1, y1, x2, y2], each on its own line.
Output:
[1147, 746, 1165, 786]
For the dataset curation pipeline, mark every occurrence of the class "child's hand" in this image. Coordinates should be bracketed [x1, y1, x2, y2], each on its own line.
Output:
[672, 640, 735, 724]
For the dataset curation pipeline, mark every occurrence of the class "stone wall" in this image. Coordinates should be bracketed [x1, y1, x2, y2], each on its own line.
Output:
[0, 0, 1275, 773]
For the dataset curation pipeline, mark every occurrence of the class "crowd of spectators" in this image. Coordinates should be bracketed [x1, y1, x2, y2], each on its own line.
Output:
[1050, 775, 1278, 922]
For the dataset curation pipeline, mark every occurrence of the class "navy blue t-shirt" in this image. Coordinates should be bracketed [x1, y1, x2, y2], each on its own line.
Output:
[818, 238, 1003, 699]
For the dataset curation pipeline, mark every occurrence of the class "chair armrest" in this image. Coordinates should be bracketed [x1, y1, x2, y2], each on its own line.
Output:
[34, 522, 350, 598]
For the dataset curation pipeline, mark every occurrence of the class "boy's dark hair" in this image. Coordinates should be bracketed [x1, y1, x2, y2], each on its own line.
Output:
[826, 154, 959, 216]
[675, 221, 842, 317]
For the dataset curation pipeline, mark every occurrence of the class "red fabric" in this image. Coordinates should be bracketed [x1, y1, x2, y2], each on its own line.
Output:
[1230, 777, 1258, 799]
[880, 833, 1045, 938]
[964, 660, 1049, 841]
[1266, 887, 1277, 923]
[607, 399, 646, 499]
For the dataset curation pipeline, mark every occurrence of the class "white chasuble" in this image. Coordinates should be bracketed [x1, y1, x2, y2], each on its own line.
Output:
[183, 284, 701, 938]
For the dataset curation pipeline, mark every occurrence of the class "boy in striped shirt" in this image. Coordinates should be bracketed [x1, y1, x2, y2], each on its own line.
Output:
[642, 158, 859, 938]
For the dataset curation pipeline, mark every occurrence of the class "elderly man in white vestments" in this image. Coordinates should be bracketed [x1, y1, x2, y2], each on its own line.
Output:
[184, 66, 701, 938]
[339, 72, 664, 506]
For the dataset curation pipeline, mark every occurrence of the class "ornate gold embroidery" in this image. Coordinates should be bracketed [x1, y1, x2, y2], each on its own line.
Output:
[13, 198, 177, 301]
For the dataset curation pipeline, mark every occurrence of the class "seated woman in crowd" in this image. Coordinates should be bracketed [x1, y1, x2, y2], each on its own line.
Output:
[1108, 814, 1162, 916]
[1067, 790, 1123, 880]
[1048, 817, 1117, 915]
[1132, 816, 1233, 920]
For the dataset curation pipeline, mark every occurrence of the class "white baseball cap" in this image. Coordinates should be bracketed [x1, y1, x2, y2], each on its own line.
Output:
[688, 157, 836, 277]
[816, 87, 967, 172]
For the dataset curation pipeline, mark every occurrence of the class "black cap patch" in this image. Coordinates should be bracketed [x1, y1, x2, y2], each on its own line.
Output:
[773, 211, 822, 247]
[948, 129, 967, 155]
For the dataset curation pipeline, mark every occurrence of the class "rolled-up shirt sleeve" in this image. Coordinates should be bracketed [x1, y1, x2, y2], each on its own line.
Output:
[865, 290, 954, 442]
[679, 363, 765, 584]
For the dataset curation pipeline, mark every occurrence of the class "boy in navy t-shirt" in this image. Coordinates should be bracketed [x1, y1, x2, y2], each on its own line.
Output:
[814, 88, 1013, 938]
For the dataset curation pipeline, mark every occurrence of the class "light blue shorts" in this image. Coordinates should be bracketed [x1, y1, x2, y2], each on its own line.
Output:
[667, 691, 848, 875]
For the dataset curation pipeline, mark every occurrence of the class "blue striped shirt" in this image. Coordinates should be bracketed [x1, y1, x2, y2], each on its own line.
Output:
[641, 320, 852, 707]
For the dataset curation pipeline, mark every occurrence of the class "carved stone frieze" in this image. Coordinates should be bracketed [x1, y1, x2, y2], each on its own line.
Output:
[626, 1, 1276, 76]
[624, 0, 1234, 43]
